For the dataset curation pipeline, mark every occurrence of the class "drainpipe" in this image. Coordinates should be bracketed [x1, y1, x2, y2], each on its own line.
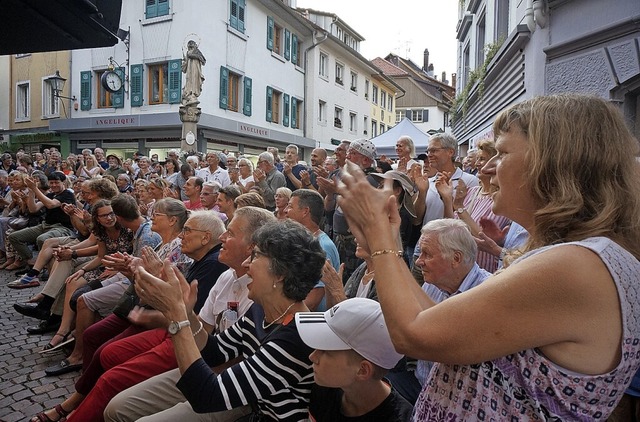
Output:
[533, 0, 547, 28]
[303, 30, 329, 141]
[525, 0, 536, 33]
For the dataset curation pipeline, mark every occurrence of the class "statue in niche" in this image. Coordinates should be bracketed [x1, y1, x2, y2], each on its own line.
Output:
[181, 40, 206, 106]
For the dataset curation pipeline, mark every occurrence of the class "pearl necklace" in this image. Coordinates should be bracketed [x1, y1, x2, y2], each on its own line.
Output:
[263, 302, 297, 330]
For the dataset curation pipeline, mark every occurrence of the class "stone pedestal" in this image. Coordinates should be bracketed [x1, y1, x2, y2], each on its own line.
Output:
[179, 104, 202, 152]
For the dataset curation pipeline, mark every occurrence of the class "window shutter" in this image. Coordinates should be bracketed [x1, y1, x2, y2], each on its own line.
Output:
[291, 34, 298, 65]
[168, 59, 182, 104]
[291, 98, 297, 129]
[157, 0, 169, 16]
[266, 86, 273, 122]
[130, 64, 144, 107]
[80, 71, 92, 111]
[230, 0, 238, 30]
[146, 0, 157, 19]
[424, 109, 429, 122]
[267, 16, 274, 51]
[238, 0, 246, 32]
[283, 93, 290, 127]
[219, 66, 229, 110]
[111, 67, 125, 108]
[284, 29, 291, 60]
[405, 109, 411, 120]
[243, 76, 252, 116]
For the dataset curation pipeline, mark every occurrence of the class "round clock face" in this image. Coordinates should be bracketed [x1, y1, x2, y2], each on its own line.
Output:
[101, 71, 122, 92]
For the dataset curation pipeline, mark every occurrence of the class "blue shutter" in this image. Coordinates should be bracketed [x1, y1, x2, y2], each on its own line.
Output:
[168, 59, 181, 104]
[405, 110, 411, 120]
[230, 0, 238, 30]
[219, 66, 229, 110]
[283, 94, 290, 127]
[130, 64, 144, 107]
[146, 0, 157, 18]
[112, 67, 125, 108]
[291, 98, 297, 129]
[237, 0, 246, 33]
[157, 0, 169, 16]
[284, 29, 291, 61]
[80, 71, 92, 111]
[291, 34, 298, 65]
[424, 109, 429, 122]
[266, 86, 273, 122]
[243, 77, 252, 116]
[267, 16, 274, 51]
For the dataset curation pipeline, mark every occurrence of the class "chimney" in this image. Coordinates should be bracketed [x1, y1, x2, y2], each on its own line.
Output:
[427, 63, 434, 77]
[451, 73, 457, 89]
[442, 71, 448, 84]
[423, 48, 429, 71]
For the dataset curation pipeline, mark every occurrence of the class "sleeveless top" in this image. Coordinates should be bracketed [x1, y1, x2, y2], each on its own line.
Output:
[414, 237, 640, 421]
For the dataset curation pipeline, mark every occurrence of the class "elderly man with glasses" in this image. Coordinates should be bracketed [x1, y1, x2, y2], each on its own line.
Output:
[253, 151, 285, 211]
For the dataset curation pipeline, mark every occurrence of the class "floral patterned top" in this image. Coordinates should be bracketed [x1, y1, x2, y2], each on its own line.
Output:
[84, 226, 134, 283]
[414, 237, 640, 421]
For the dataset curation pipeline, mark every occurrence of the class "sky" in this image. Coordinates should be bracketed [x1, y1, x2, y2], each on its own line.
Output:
[296, 0, 460, 82]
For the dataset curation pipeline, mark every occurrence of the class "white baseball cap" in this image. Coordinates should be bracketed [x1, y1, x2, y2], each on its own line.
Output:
[295, 298, 403, 369]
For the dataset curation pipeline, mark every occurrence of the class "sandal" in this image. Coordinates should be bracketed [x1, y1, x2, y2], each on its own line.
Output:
[40, 332, 75, 355]
[5, 258, 27, 271]
[0, 257, 14, 269]
[30, 403, 71, 422]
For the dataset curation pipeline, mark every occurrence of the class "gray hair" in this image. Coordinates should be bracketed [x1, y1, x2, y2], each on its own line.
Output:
[257, 151, 274, 165]
[429, 133, 457, 151]
[286, 144, 299, 154]
[234, 206, 276, 243]
[291, 189, 324, 226]
[421, 219, 477, 265]
[398, 135, 416, 157]
[275, 186, 292, 198]
[187, 155, 199, 164]
[202, 181, 222, 193]
[187, 210, 225, 243]
[238, 158, 253, 171]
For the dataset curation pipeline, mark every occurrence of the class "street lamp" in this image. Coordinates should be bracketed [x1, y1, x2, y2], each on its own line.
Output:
[49, 70, 77, 101]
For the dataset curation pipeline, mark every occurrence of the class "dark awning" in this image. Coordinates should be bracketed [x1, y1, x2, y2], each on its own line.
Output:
[1, 0, 122, 55]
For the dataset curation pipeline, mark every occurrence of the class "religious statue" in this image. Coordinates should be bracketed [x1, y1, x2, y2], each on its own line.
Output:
[181, 40, 206, 106]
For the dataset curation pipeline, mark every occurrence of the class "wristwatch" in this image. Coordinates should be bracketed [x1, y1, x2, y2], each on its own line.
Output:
[71, 250, 78, 259]
[167, 320, 191, 335]
[455, 207, 465, 215]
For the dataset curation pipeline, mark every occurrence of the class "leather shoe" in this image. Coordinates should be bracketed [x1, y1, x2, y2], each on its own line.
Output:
[26, 319, 61, 335]
[14, 303, 50, 320]
[45, 358, 82, 376]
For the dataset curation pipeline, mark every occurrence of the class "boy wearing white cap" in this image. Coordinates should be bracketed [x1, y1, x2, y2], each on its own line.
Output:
[296, 298, 413, 421]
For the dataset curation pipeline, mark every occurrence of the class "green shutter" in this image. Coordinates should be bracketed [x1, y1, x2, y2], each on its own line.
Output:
[243, 76, 252, 116]
[168, 59, 181, 104]
[284, 29, 291, 60]
[266, 86, 273, 122]
[157, 0, 169, 16]
[80, 71, 92, 111]
[291, 34, 298, 65]
[219, 66, 229, 110]
[230, 0, 239, 30]
[267, 16, 274, 51]
[146, 0, 157, 18]
[237, 0, 246, 32]
[283, 93, 290, 127]
[130, 64, 144, 107]
[112, 67, 125, 108]
[291, 98, 297, 129]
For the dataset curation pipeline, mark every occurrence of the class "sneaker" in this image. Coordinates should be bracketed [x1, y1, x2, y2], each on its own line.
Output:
[7, 274, 40, 289]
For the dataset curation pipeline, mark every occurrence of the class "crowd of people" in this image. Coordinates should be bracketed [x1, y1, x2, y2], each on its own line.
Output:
[4, 93, 640, 421]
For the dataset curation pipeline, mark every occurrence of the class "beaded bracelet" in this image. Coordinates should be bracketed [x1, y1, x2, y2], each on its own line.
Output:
[370, 249, 403, 258]
[192, 321, 204, 337]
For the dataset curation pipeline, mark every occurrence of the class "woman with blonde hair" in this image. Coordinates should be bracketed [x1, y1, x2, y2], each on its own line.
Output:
[336, 94, 640, 420]
[273, 186, 292, 219]
[77, 154, 102, 179]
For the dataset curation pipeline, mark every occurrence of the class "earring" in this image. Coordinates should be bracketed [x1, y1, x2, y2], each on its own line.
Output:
[273, 282, 277, 289]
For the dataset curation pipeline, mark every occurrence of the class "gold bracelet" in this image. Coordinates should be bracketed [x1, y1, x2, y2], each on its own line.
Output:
[370, 249, 403, 258]
[192, 321, 204, 337]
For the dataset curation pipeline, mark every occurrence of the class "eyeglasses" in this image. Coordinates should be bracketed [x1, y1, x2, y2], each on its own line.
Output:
[151, 212, 167, 219]
[426, 147, 447, 155]
[257, 160, 268, 165]
[181, 226, 209, 235]
[250, 248, 268, 263]
[97, 211, 115, 219]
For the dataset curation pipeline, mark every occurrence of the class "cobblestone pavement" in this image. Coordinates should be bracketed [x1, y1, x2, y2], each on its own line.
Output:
[0, 270, 78, 422]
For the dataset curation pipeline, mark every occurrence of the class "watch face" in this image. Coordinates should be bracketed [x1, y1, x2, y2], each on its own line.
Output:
[168, 321, 179, 335]
[102, 71, 122, 92]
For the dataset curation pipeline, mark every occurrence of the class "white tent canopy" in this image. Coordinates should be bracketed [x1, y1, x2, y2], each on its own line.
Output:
[370, 118, 431, 158]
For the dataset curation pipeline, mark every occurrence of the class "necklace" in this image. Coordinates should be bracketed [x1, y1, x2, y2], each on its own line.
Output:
[263, 302, 297, 330]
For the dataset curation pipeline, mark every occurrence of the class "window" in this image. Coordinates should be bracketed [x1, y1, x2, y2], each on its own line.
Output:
[266, 86, 281, 124]
[396, 110, 403, 123]
[372, 85, 378, 104]
[16, 82, 29, 120]
[476, 13, 486, 67]
[387, 96, 393, 112]
[319, 100, 326, 122]
[371, 119, 378, 137]
[291, 98, 301, 129]
[334, 107, 343, 128]
[363, 116, 368, 135]
[350, 71, 357, 92]
[229, 0, 246, 33]
[364, 79, 370, 100]
[463, 44, 470, 87]
[319, 53, 328, 78]
[349, 112, 357, 132]
[273, 23, 283, 55]
[381, 110, 385, 122]
[291, 34, 301, 66]
[42, 78, 59, 117]
[148, 61, 181, 104]
[228, 72, 240, 112]
[444, 112, 450, 127]
[381, 91, 387, 109]
[145, 0, 169, 19]
[97, 70, 115, 108]
[495, 0, 509, 42]
[335, 63, 344, 85]
[407, 109, 428, 123]
[380, 123, 385, 133]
